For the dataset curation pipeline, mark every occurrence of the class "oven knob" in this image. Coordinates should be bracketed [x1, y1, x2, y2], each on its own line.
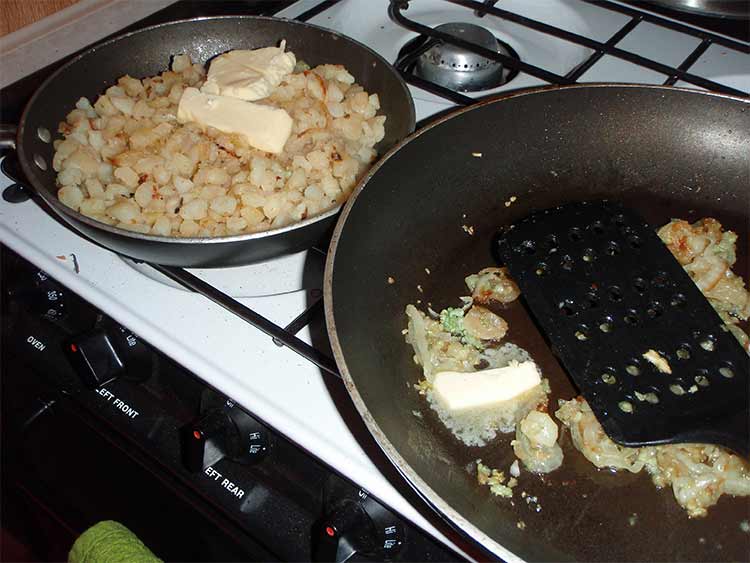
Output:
[65, 322, 153, 388]
[65, 328, 125, 388]
[224, 405, 272, 465]
[314, 493, 405, 561]
[105, 322, 152, 383]
[314, 500, 375, 562]
[181, 404, 272, 472]
[181, 409, 231, 473]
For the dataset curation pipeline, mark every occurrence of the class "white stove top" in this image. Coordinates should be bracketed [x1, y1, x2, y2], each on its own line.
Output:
[1, 1, 747, 560]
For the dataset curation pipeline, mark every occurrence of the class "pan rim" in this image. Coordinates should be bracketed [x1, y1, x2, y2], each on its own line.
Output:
[323, 82, 750, 560]
[16, 14, 416, 246]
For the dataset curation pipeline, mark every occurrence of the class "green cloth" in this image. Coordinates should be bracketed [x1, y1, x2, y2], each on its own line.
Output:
[69, 521, 162, 563]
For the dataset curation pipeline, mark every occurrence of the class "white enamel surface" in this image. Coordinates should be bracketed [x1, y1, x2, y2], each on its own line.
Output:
[120, 250, 322, 297]
[2, 1, 748, 561]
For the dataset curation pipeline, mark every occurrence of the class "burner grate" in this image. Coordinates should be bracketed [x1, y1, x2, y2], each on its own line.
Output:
[389, 0, 749, 102]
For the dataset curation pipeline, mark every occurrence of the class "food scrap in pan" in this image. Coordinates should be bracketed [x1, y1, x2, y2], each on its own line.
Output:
[556, 397, 750, 518]
[658, 218, 750, 351]
[641, 349, 672, 374]
[555, 218, 750, 518]
[53, 43, 387, 238]
[404, 269, 557, 450]
[403, 217, 750, 518]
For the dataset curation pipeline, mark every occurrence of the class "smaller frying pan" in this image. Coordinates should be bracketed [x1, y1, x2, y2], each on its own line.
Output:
[0, 16, 415, 267]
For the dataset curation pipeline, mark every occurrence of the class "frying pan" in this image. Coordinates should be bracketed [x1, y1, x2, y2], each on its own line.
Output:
[325, 85, 749, 562]
[0, 16, 415, 267]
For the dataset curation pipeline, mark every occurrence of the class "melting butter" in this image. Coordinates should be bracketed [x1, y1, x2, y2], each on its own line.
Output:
[177, 88, 292, 154]
[201, 41, 296, 102]
[432, 361, 541, 413]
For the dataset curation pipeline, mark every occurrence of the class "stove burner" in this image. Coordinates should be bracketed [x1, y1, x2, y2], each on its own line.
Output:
[401, 22, 519, 92]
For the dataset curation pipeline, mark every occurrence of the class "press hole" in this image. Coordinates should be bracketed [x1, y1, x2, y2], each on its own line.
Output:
[695, 371, 710, 387]
[568, 227, 582, 242]
[583, 293, 599, 309]
[599, 317, 613, 333]
[625, 362, 641, 376]
[699, 336, 715, 352]
[627, 235, 643, 249]
[561, 255, 574, 271]
[719, 364, 734, 378]
[613, 214, 626, 225]
[37, 127, 51, 143]
[634, 390, 659, 404]
[544, 234, 559, 252]
[591, 221, 605, 234]
[618, 400, 634, 414]
[608, 286, 623, 302]
[601, 372, 616, 385]
[623, 310, 639, 326]
[559, 300, 576, 316]
[633, 277, 648, 294]
[605, 241, 621, 256]
[646, 301, 663, 319]
[574, 325, 589, 341]
[670, 383, 686, 396]
[33, 153, 47, 171]
[582, 248, 596, 262]
[676, 345, 691, 360]
[535, 262, 548, 276]
[521, 240, 536, 254]
[670, 293, 687, 308]
[651, 272, 669, 288]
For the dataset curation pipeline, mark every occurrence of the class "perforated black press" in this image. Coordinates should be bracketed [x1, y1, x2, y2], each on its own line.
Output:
[496, 201, 749, 456]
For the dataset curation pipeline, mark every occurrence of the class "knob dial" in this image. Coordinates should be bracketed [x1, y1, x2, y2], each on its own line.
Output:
[181, 391, 272, 472]
[314, 489, 405, 562]
[102, 320, 152, 384]
[7, 269, 68, 321]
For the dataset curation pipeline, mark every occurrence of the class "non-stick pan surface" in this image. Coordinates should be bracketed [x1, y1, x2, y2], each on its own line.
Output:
[14, 16, 415, 267]
[326, 85, 749, 562]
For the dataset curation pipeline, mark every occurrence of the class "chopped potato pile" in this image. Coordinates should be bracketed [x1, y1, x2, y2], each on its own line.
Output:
[54, 52, 386, 237]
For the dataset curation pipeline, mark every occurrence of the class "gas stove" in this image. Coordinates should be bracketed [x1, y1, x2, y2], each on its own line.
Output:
[1, 1, 747, 561]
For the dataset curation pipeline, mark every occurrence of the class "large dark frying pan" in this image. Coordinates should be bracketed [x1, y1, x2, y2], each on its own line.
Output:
[325, 85, 750, 562]
[0, 16, 415, 267]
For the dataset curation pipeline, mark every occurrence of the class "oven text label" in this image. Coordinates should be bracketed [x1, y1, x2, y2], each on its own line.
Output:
[204, 466, 245, 499]
[95, 388, 139, 419]
[26, 335, 46, 352]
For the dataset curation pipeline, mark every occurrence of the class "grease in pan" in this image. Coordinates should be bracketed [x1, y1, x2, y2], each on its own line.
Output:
[403, 217, 750, 517]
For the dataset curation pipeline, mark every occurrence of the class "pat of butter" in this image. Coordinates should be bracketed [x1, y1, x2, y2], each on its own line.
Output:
[201, 42, 296, 102]
[177, 88, 292, 154]
[432, 361, 541, 413]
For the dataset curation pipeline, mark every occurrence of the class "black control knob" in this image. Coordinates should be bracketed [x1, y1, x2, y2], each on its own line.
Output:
[65, 328, 125, 388]
[103, 321, 152, 384]
[64, 320, 153, 389]
[314, 490, 405, 562]
[180, 391, 272, 472]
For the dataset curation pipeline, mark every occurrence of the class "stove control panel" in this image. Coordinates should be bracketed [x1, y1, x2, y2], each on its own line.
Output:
[2, 247, 463, 562]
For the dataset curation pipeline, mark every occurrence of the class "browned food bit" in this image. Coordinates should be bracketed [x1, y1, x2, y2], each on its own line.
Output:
[465, 267, 521, 305]
[463, 305, 508, 341]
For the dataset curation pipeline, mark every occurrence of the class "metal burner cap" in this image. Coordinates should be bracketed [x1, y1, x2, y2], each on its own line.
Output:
[415, 22, 510, 92]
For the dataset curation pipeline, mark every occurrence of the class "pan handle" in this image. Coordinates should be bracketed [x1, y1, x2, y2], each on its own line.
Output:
[0, 124, 18, 151]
